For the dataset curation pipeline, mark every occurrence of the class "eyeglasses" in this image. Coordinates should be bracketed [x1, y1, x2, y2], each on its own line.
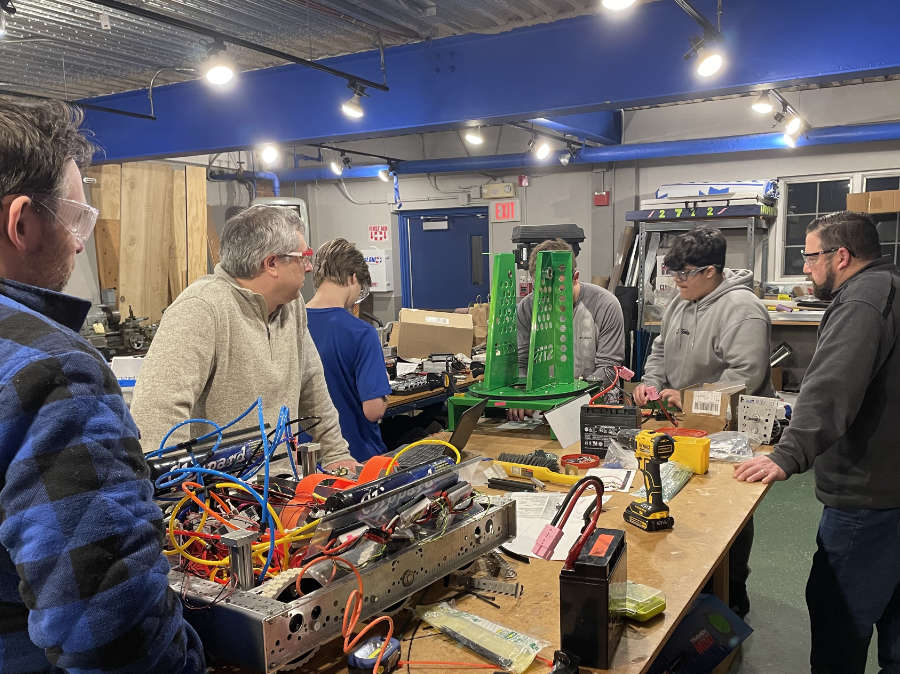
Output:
[664, 265, 712, 282]
[33, 197, 99, 242]
[799, 248, 839, 261]
[281, 248, 314, 265]
[355, 286, 370, 305]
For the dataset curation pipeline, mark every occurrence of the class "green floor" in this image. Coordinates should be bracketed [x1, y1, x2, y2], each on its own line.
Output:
[729, 470, 879, 673]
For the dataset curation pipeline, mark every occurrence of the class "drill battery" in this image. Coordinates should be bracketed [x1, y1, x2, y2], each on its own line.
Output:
[559, 528, 627, 669]
[580, 405, 642, 458]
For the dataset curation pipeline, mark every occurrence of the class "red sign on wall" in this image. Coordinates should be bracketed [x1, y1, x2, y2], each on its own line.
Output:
[368, 224, 389, 242]
[490, 198, 521, 223]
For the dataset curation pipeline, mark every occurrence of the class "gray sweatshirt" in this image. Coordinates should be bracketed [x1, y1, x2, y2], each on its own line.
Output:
[642, 268, 773, 397]
[517, 282, 625, 382]
[770, 257, 900, 509]
[131, 265, 351, 465]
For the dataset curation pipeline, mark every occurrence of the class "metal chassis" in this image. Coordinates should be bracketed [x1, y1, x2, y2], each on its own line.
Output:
[169, 499, 516, 672]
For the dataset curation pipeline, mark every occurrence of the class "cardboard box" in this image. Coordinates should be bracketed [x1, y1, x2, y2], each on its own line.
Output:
[867, 189, 900, 213]
[679, 382, 746, 432]
[846, 192, 869, 212]
[846, 190, 900, 213]
[389, 309, 474, 360]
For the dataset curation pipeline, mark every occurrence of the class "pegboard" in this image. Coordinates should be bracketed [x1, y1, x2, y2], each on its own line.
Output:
[482, 253, 519, 390]
[526, 250, 575, 391]
[738, 395, 778, 444]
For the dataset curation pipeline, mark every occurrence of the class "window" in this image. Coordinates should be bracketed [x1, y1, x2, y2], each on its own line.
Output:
[781, 177, 851, 276]
[864, 175, 900, 264]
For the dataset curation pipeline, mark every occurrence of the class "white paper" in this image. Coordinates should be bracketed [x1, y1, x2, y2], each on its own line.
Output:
[691, 390, 722, 416]
[543, 393, 591, 448]
[503, 492, 612, 561]
[585, 467, 636, 493]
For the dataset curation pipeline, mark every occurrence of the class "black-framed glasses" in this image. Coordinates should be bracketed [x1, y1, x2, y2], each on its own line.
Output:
[799, 248, 839, 261]
[664, 265, 712, 282]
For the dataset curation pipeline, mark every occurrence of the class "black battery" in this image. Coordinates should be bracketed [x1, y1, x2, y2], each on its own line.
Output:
[580, 405, 641, 458]
[559, 528, 627, 670]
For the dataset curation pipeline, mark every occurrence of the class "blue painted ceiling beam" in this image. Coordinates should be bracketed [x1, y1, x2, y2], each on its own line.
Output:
[530, 112, 622, 145]
[278, 119, 900, 182]
[82, 0, 900, 161]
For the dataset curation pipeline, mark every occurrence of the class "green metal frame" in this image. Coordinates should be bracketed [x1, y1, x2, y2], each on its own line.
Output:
[482, 253, 519, 390]
[527, 250, 575, 390]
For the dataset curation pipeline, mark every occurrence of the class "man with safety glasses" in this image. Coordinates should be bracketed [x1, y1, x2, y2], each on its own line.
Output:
[306, 238, 392, 461]
[736, 212, 900, 672]
[633, 225, 772, 620]
[131, 205, 357, 474]
[0, 100, 204, 671]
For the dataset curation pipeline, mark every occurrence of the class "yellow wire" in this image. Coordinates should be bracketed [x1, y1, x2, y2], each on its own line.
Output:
[385, 439, 460, 474]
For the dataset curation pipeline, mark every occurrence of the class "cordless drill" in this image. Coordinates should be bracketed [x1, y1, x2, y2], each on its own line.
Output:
[622, 430, 675, 531]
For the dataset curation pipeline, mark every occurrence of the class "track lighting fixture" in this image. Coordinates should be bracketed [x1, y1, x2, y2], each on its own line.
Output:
[259, 144, 279, 166]
[528, 134, 551, 160]
[464, 127, 484, 145]
[342, 153, 353, 170]
[601, 0, 637, 9]
[559, 145, 577, 166]
[341, 82, 366, 119]
[378, 168, 390, 182]
[751, 91, 773, 114]
[694, 42, 723, 77]
[329, 154, 343, 176]
[202, 42, 235, 86]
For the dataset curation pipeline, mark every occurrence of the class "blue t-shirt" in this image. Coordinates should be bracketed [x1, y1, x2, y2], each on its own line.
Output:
[306, 307, 392, 461]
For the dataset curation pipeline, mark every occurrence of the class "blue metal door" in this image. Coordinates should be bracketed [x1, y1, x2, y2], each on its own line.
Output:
[398, 207, 490, 310]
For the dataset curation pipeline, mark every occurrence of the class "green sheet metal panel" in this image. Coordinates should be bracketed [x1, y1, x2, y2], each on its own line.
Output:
[526, 250, 575, 391]
[482, 253, 519, 390]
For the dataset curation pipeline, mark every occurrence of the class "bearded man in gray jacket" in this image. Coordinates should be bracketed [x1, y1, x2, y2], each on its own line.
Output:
[131, 205, 356, 473]
[634, 225, 772, 620]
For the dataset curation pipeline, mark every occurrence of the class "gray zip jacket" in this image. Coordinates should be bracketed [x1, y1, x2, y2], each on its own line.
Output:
[642, 268, 773, 396]
[770, 257, 900, 508]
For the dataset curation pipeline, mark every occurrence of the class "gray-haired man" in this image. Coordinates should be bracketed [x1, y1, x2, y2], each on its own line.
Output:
[131, 204, 356, 472]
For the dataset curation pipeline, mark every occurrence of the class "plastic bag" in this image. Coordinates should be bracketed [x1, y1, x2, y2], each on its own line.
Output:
[601, 433, 639, 470]
[631, 460, 693, 501]
[416, 602, 548, 674]
[708, 431, 754, 463]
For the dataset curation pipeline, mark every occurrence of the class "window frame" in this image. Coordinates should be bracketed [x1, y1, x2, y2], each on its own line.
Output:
[861, 169, 900, 265]
[770, 172, 859, 282]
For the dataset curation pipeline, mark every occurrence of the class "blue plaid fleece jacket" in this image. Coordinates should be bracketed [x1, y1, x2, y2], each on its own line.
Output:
[0, 279, 205, 672]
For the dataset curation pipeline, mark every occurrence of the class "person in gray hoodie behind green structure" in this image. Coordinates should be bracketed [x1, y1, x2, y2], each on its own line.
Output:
[633, 225, 773, 619]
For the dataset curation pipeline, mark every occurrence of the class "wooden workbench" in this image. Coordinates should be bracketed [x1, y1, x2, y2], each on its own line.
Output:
[301, 420, 768, 673]
[385, 373, 481, 414]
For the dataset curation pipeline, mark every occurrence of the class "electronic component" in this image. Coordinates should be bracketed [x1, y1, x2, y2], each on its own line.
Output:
[580, 404, 641, 458]
[559, 528, 627, 669]
[389, 372, 447, 395]
[347, 636, 401, 674]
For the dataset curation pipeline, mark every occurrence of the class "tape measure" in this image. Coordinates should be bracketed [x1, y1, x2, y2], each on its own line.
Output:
[347, 636, 401, 674]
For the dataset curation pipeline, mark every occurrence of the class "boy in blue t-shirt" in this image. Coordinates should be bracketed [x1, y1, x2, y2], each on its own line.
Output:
[306, 238, 392, 461]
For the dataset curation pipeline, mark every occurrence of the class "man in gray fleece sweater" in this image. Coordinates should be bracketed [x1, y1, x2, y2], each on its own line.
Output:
[736, 212, 900, 672]
[131, 205, 355, 472]
[634, 226, 772, 620]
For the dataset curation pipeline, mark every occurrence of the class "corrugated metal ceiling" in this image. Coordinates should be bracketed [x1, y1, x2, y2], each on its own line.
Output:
[0, 0, 598, 100]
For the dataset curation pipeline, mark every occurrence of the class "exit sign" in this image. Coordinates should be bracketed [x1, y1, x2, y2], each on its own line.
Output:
[490, 198, 521, 223]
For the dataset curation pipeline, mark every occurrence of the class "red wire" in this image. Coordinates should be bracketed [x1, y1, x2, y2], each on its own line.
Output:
[564, 483, 603, 570]
[588, 369, 620, 405]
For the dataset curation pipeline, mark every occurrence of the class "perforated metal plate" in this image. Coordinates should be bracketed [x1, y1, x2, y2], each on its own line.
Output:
[483, 253, 519, 390]
[527, 250, 575, 390]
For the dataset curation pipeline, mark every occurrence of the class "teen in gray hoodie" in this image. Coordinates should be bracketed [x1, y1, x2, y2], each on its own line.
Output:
[634, 226, 772, 620]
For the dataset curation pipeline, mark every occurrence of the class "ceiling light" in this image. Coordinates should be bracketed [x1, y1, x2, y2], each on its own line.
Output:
[341, 93, 364, 119]
[260, 144, 279, 166]
[534, 141, 551, 160]
[751, 91, 773, 114]
[202, 45, 235, 86]
[464, 127, 484, 145]
[329, 159, 342, 176]
[695, 45, 723, 77]
[378, 168, 390, 182]
[785, 115, 804, 136]
[601, 0, 637, 9]
[559, 146, 577, 166]
[783, 133, 797, 148]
